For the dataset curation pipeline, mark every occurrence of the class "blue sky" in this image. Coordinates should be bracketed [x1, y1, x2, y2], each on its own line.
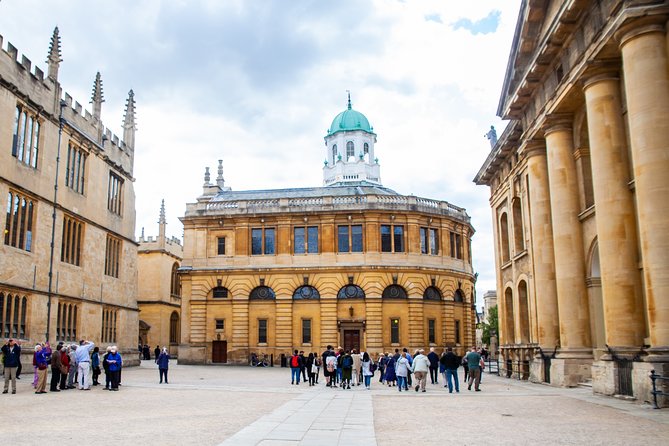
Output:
[0, 0, 521, 307]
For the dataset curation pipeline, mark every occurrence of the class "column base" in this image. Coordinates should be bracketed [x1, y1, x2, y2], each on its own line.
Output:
[634, 360, 669, 408]
[550, 357, 592, 387]
[529, 357, 545, 383]
[177, 344, 207, 364]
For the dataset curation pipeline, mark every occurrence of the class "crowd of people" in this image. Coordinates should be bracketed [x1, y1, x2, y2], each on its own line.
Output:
[2, 338, 124, 394]
[290, 345, 490, 393]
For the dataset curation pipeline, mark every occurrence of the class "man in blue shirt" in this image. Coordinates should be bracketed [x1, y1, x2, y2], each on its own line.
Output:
[75, 339, 95, 390]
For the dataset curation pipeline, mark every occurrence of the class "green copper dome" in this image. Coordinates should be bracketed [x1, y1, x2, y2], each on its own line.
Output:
[327, 95, 374, 135]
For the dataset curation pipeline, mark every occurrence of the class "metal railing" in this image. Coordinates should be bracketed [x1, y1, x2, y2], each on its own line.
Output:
[650, 370, 669, 409]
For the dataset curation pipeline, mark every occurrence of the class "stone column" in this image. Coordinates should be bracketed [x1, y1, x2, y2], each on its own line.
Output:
[583, 74, 644, 351]
[544, 119, 592, 386]
[619, 21, 669, 356]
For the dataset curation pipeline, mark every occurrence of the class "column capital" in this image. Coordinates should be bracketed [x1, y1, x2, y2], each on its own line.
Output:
[616, 16, 667, 49]
[543, 114, 573, 137]
[581, 62, 621, 90]
[519, 140, 546, 159]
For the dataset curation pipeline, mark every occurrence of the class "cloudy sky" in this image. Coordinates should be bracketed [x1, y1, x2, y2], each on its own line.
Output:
[0, 0, 520, 306]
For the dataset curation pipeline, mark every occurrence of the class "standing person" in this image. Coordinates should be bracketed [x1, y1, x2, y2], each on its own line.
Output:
[107, 346, 122, 391]
[336, 348, 344, 387]
[441, 347, 460, 393]
[461, 352, 469, 383]
[91, 347, 101, 386]
[59, 345, 70, 390]
[76, 340, 95, 390]
[361, 352, 374, 390]
[157, 347, 170, 384]
[154, 345, 161, 363]
[306, 352, 316, 386]
[34, 343, 51, 394]
[395, 351, 410, 392]
[290, 349, 301, 385]
[384, 353, 397, 387]
[340, 350, 353, 389]
[67, 344, 78, 389]
[403, 348, 413, 387]
[411, 349, 430, 392]
[102, 346, 112, 390]
[49, 343, 63, 392]
[142, 344, 150, 360]
[313, 352, 321, 384]
[299, 351, 308, 383]
[466, 346, 482, 391]
[378, 353, 387, 384]
[427, 347, 440, 384]
[324, 346, 337, 388]
[351, 349, 361, 386]
[1, 338, 21, 394]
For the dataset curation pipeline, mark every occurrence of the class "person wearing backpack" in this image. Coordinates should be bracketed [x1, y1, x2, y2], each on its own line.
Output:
[341, 350, 353, 389]
[290, 349, 302, 385]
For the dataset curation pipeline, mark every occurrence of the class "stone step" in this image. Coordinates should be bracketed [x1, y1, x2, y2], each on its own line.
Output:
[578, 379, 593, 388]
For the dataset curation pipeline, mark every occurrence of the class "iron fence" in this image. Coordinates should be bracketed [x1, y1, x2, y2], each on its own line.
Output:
[650, 370, 669, 409]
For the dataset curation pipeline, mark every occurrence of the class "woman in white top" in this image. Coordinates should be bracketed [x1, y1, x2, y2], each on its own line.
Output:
[395, 352, 410, 391]
[361, 352, 374, 389]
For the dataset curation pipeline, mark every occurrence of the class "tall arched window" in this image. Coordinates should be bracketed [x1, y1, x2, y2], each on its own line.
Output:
[332, 145, 338, 163]
[518, 280, 530, 343]
[346, 141, 355, 159]
[500, 212, 510, 263]
[170, 262, 180, 296]
[249, 286, 276, 300]
[512, 198, 525, 253]
[454, 289, 465, 302]
[382, 285, 407, 299]
[170, 311, 180, 344]
[363, 142, 369, 155]
[504, 287, 515, 345]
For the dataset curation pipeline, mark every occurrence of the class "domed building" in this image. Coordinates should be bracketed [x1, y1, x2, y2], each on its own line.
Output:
[178, 97, 477, 364]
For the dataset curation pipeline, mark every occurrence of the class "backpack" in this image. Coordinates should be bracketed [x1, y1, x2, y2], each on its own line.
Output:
[342, 355, 353, 368]
[291, 355, 299, 367]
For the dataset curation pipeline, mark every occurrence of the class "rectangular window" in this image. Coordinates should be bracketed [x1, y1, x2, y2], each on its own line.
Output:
[294, 226, 319, 254]
[351, 225, 363, 252]
[302, 319, 312, 344]
[390, 318, 400, 344]
[338, 224, 363, 253]
[428, 319, 436, 344]
[258, 319, 267, 344]
[60, 215, 83, 266]
[264, 228, 275, 254]
[4, 191, 35, 252]
[215, 319, 225, 330]
[11, 104, 40, 168]
[65, 143, 87, 194]
[455, 319, 461, 344]
[104, 234, 121, 278]
[252, 228, 262, 255]
[420, 227, 428, 254]
[450, 231, 462, 259]
[251, 228, 275, 255]
[101, 309, 117, 343]
[430, 228, 439, 255]
[107, 172, 124, 216]
[217, 237, 226, 255]
[338, 225, 349, 253]
[382, 224, 404, 253]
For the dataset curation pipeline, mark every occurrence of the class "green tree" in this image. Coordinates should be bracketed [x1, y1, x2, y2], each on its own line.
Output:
[481, 305, 498, 346]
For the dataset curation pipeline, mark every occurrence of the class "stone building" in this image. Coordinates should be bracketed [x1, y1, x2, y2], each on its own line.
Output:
[0, 28, 139, 362]
[179, 97, 477, 364]
[137, 201, 183, 356]
[474, 0, 669, 405]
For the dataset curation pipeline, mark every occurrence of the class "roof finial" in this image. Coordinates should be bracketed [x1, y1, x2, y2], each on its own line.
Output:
[123, 89, 137, 149]
[159, 199, 166, 224]
[216, 159, 225, 188]
[204, 167, 211, 186]
[46, 26, 63, 80]
[347, 90, 352, 110]
[91, 71, 104, 120]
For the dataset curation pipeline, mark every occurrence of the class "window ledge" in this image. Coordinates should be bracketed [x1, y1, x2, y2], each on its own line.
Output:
[512, 250, 527, 261]
[501, 260, 513, 270]
[257, 343, 268, 347]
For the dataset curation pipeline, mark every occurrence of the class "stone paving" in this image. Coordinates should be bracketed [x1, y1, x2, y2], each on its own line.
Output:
[1, 361, 668, 445]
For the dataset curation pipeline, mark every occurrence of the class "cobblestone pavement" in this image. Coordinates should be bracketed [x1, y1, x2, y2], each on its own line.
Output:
[2, 362, 668, 445]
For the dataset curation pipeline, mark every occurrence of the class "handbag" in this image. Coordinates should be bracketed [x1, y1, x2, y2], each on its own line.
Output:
[311, 363, 318, 374]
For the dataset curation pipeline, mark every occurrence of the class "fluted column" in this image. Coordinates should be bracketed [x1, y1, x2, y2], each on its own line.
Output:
[523, 142, 559, 350]
[619, 21, 669, 352]
[544, 119, 592, 355]
[583, 74, 644, 350]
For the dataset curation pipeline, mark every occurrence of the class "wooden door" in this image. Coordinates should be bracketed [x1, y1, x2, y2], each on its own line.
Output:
[212, 341, 227, 363]
[343, 330, 360, 352]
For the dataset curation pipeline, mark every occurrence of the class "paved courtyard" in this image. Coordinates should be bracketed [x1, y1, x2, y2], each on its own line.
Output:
[2, 361, 668, 445]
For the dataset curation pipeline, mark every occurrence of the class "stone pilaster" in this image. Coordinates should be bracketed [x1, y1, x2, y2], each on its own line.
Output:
[408, 297, 424, 350]
[365, 297, 383, 353]
[320, 297, 338, 349]
[583, 74, 644, 351]
[231, 299, 249, 363]
[523, 142, 559, 352]
[544, 119, 592, 385]
[275, 299, 293, 349]
[619, 20, 669, 358]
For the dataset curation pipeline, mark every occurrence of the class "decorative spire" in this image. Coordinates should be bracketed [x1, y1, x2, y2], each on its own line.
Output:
[216, 160, 225, 188]
[159, 199, 166, 224]
[123, 89, 137, 149]
[347, 90, 352, 110]
[204, 167, 211, 185]
[46, 26, 63, 80]
[90, 72, 104, 120]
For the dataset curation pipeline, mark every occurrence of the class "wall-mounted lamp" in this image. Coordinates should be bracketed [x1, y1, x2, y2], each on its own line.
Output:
[349, 306, 354, 317]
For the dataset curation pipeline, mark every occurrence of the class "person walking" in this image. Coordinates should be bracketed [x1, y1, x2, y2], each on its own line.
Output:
[395, 351, 410, 391]
[361, 352, 374, 390]
[465, 347, 482, 391]
[440, 347, 460, 393]
[49, 343, 63, 392]
[411, 349, 430, 392]
[34, 343, 51, 394]
[76, 340, 95, 390]
[157, 347, 170, 384]
[427, 347, 440, 384]
[1, 338, 21, 394]
[91, 347, 101, 386]
[106, 346, 122, 391]
[384, 353, 397, 387]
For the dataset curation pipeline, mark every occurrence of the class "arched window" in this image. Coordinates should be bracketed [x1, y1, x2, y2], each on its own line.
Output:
[382, 285, 408, 299]
[518, 280, 530, 343]
[332, 145, 337, 164]
[504, 287, 515, 345]
[249, 286, 276, 300]
[423, 286, 442, 301]
[499, 212, 510, 263]
[20, 297, 26, 338]
[170, 262, 180, 296]
[363, 142, 369, 155]
[170, 311, 180, 344]
[346, 141, 355, 159]
[293, 286, 320, 300]
[454, 289, 464, 302]
[0, 293, 4, 337]
[512, 198, 525, 253]
[212, 287, 229, 299]
[337, 284, 365, 299]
